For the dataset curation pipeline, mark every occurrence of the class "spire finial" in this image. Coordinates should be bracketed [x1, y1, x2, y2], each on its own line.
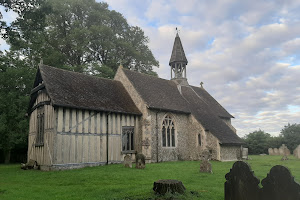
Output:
[200, 82, 204, 88]
[175, 27, 180, 37]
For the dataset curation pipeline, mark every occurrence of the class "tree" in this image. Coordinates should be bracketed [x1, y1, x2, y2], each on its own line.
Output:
[281, 123, 300, 152]
[243, 130, 271, 155]
[1, 0, 159, 77]
[0, 51, 35, 163]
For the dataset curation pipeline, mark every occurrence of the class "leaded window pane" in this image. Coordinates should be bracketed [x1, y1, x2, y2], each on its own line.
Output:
[122, 126, 134, 151]
[162, 115, 175, 147]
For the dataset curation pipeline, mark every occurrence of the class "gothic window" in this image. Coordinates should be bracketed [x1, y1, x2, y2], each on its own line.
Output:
[36, 106, 45, 146]
[162, 115, 175, 147]
[122, 126, 134, 151]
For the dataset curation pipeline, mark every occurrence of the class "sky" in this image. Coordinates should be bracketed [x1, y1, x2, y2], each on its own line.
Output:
[1, 1, 300, 137]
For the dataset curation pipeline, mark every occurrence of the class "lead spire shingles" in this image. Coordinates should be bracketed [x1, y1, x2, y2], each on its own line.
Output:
[169, 33, 188, 65]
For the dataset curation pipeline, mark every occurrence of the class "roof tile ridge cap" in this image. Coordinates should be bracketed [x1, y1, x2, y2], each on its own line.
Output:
[121, 67, 151, 107]
[191, 85, 234, 118]
[45, 64, 117, 82]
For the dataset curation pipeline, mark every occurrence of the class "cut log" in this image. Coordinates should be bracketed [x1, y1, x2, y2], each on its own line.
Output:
[153, 179, 186, 195]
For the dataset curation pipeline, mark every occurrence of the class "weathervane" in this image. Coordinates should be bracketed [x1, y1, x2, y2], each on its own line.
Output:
[175, 27, 180, 35]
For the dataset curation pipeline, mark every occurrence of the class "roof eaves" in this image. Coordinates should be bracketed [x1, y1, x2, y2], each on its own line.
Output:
[52, 103, 142, 116]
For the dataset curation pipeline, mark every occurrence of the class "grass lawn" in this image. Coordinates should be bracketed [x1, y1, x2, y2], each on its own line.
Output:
[0, 155, 300, 200]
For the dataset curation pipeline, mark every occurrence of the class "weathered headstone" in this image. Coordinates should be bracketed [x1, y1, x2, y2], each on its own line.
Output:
[225, 161, 260, 200]
[260, 165, 300, 200]
[273, 148, 279, 155]
[279, 144, 290, 156]
[225, 161, 300, 200]
[135, 153, 146, 169]
[293, 145, 300, 159]
[123, 155, 132, 168]
[200, 150, 212, 173]
[268, 148, 274, 155]
[153, 179, 186, 195]
[242, 148, 248, 160]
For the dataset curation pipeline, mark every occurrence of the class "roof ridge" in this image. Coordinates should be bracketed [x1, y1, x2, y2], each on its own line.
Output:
[40, 64, 117, 83]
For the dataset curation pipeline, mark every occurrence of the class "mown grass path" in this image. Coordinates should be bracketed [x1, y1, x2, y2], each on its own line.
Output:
[0, 156, 299, 199]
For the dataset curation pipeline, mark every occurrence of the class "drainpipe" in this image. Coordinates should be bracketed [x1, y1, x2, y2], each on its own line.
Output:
[106, 112, 111, 165]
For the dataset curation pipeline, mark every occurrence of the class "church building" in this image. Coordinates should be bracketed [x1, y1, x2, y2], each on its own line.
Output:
[27, 33, 243, 170]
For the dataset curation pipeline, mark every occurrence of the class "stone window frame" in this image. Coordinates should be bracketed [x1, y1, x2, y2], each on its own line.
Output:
[161, 114, 176, 148]
[122, 126, 135, 152]
[36, 106, 45, 146]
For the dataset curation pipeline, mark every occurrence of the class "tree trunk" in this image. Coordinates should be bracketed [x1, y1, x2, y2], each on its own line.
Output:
[4, 149, 11, 164]
[153, 179, 186, 195]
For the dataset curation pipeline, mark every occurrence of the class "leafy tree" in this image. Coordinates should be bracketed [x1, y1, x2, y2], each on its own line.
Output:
[0, 52, 35, 163]
[0, 0, 159, 77]
[243, 130, 271, 155]
[281, 123, 300, 152]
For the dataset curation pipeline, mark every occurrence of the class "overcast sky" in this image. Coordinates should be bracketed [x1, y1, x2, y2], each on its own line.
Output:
[1, 1, 300, 137]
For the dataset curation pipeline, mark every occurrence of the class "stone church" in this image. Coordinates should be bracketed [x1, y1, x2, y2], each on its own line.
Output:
[27, 33, 243, 170]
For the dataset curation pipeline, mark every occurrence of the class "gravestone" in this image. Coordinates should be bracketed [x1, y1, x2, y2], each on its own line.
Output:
[123, 155, 132, 168]
[242, 148, 248, 160]
[260, 165, 300, 200]
[279, 144, 290, 156]
[225, 161, 300, 200]
[135, 153, 146, 169]
[225, 161, 260, 200]
[273, 148, 279, 155]
[200, 150, 212, 173]
[294, 145, 300, 159]
[268, 148, 274, 155]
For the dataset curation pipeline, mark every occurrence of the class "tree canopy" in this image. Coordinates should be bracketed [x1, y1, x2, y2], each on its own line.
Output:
[281, 123, 300, 152]
[243, 130, 272, 155]
[1, 0, 159, 77]
[0, 52, 35, 163]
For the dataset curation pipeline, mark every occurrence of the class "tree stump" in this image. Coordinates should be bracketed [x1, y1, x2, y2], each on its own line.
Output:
[153, 179, 186, 195]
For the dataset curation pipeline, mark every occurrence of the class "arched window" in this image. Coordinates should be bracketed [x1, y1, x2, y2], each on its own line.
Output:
[162, 115, 175, 147]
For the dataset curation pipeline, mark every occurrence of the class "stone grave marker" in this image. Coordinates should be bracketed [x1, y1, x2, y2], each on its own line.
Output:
[260, 165, 300, 200]
[225, 161, 260, 200]
[273, 148, 279, 155]
[268, 148, 274, 155]
[200, 150, 212, 173]
[294, 145, 300, 159]
[123, 155, 132, 168]
[135, 153, 146, 169]
[242, 148, 248, 160]
[225, 161, 300, 200]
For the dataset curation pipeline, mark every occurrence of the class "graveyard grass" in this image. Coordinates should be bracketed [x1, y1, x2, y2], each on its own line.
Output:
[1, 156, 300, 200]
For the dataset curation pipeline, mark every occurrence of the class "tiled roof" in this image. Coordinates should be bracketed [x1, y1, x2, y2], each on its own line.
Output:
[29, 65, 141, 115]
[122, 68, 243, 145]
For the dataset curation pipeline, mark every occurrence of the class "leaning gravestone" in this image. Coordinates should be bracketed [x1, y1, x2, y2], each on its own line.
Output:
[225, 161, 260, 200]
[200, 150, 212, 173]
[135, 153, 146, 169]
[279, 144, 290, 156]
[268, 148, 274, 155]
[294, 145, 300, 159]
[123, 155, 132, 168]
